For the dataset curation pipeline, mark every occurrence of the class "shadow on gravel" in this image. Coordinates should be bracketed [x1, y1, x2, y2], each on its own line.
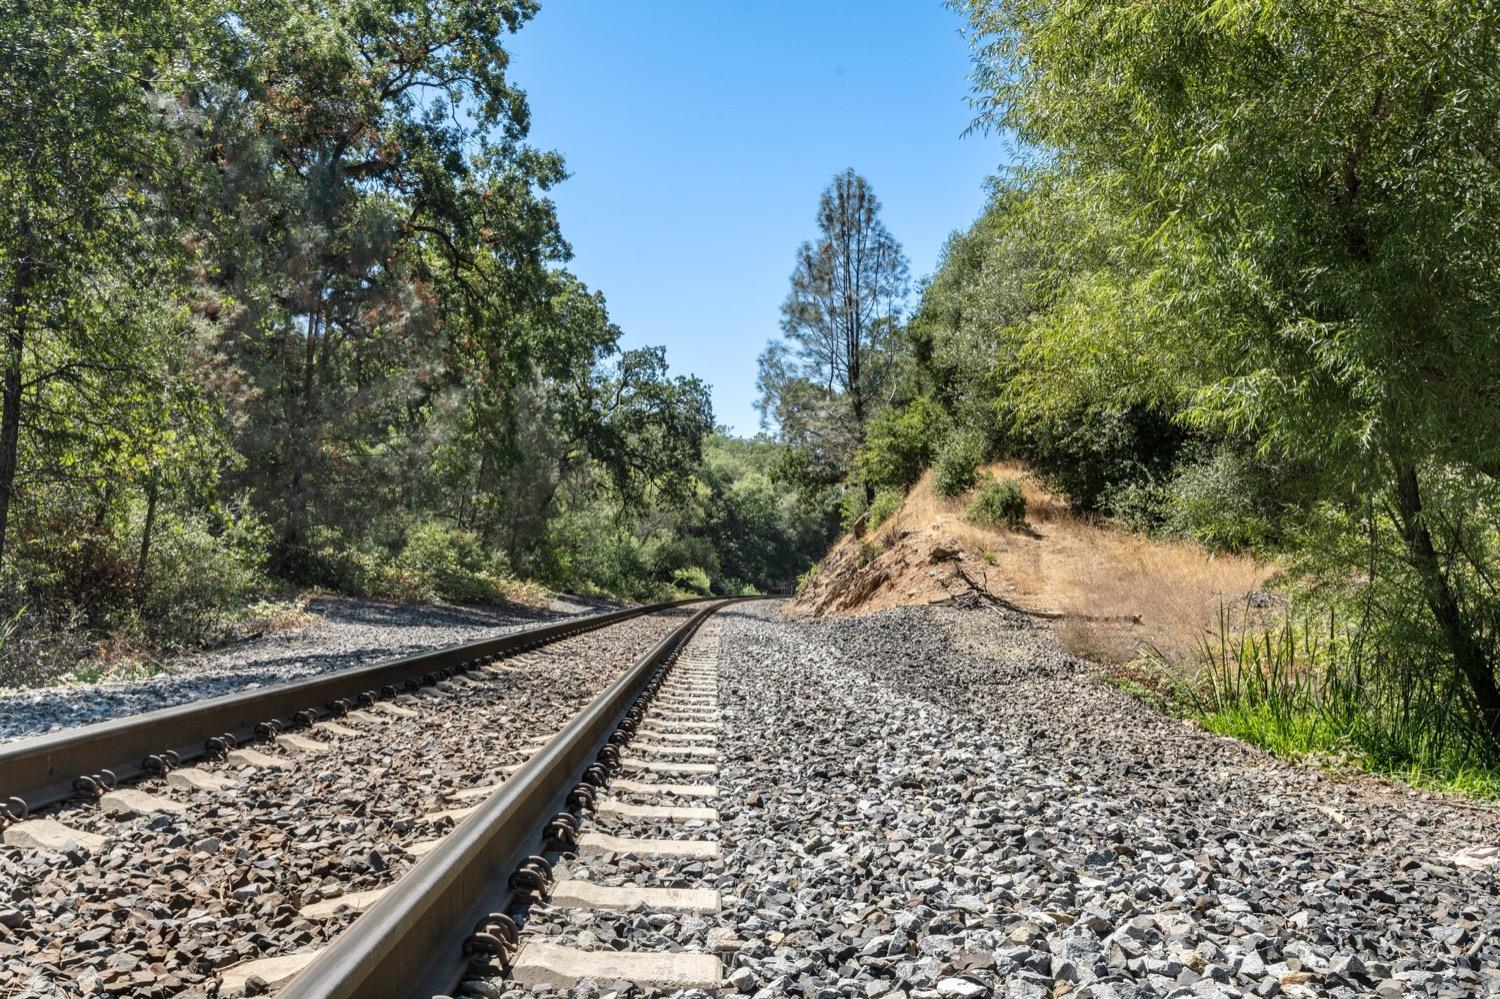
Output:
[305, 596, 557, 629]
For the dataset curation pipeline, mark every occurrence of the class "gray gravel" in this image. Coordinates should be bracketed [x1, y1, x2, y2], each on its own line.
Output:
[480, 601, 1500, 999]
[0, 609, 684, 999]
[0, 595, 620, 743]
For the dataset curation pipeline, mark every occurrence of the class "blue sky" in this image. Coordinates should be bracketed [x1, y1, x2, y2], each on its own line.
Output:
[508, 1, 1008, 436]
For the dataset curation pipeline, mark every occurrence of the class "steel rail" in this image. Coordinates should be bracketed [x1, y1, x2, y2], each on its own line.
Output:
[278, 597, 748, 999]
[0, 597, 715, 819]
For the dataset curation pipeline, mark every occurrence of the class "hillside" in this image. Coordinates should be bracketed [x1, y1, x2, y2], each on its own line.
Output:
[791, 463, 1275, 665]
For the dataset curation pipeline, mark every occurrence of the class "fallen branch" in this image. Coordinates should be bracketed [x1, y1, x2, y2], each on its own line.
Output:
[943, 557, 1143, 625]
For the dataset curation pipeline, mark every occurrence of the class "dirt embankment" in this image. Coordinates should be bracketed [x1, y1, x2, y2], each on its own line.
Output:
[791, 463, 1276, 664]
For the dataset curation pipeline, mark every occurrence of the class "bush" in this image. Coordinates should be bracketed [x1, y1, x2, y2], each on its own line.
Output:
[1100, 477, 1169, 534]
[856, 396, 949, 491]
[1018, 403, 1188, 513]
[13, 517, 144, 626]
[965, 475, 1027, 531]
[1162, 449, 1277, 553]
[671, 565, 712, 595]
[393, 520, 511, 603]
[868, 489, 904, 530]
[932, 433, 983, 498]
[301, 525, 384, 596]
[0, 601, 93, 688]
[136, 502, 270, 644]
[840, 486, 869, 531]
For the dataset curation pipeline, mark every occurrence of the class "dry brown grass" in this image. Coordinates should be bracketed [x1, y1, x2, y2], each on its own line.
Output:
[796, 461, 1277, 666]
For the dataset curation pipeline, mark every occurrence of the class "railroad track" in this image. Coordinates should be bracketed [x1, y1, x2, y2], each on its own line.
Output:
[0, 598, 749, 998]
[280, 599, 739, 999]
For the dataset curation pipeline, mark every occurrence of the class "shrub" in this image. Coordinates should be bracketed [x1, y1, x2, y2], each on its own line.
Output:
[840, 486, 870, 531]
[1100, 477, 1169, 534]
[1019, 403, 1187, 513]
[965, 474, 1027, 531]
[136, 502, 270, 645]
[855, 396, 949, 491]
[301, 524, 384, 596]
[671, 566, 712, 595]
[13, 517, 143, 626]
[933, 433, 983, 498]
[1162, 449, 1276, 553]
[0, 603, 86, 688]
[868, 489, 904, 530]
[393, 520, 511, 604]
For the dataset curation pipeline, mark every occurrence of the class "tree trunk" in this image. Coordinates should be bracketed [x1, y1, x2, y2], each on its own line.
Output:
[1392, 461, 1500, 749]
[0, 243, 32, 570]
[280, 298, 321, 562]
[137, 476, 159, 589]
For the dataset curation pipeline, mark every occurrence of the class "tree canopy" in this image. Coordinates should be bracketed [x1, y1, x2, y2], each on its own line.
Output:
[938, 0, 1500, 752]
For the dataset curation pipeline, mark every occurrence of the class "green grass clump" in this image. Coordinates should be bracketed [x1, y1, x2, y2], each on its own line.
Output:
[965, 475, 1027, 530]
[1165, 605, 1500, 799]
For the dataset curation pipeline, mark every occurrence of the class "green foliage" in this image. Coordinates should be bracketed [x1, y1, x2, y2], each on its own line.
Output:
[671, 566, 712, 596]
[856, 396, 949, 492]
[940, 0, 1500, 760]
[932, 433, 983, 498]
[839, 486, 870, 532]
[1174, 607, 1500, 798]
[867, 490, 904, 531]
[965, 475, 1026, 531]
[1025, 405, 1187, 514]
[299, 526, 384, 598]
[1160, 450, 1276, 554]
[134, 503, 270, 645]
[392, 521, 512, 605]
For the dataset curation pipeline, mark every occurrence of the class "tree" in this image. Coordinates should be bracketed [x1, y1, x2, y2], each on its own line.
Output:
[192, 0, 568, 568]
[760, 169, 909, 462]
[955, 0, 1500, 746]
[0, 0, 199, 569]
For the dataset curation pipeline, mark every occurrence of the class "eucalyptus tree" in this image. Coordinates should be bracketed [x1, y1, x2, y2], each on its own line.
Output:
[955, 0, 1500, 745]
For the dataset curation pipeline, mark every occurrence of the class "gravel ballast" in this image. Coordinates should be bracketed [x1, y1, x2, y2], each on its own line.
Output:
[0, 595, 619, 743]
[479, 601, 1500, 999]
[0, 609, 686, 999]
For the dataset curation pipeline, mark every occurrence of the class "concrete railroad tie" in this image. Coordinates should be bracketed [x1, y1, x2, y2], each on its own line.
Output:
[578, 831, 721, 859]
[621, 757, 718, 776]
[510, 942, 721, 990]
[2, 818, 106, 852]
[610, 778, 718, 798]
